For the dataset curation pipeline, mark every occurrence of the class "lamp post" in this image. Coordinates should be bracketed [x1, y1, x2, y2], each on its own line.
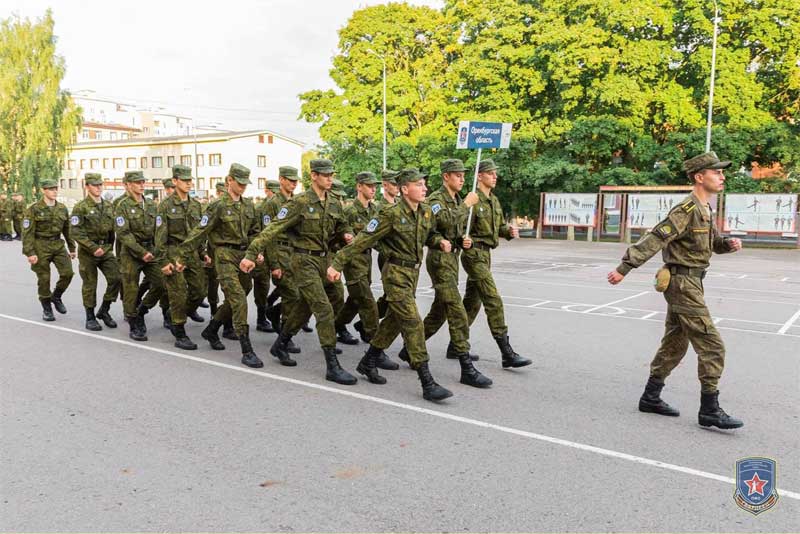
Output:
[705, 0, 720, 152]
[366, 49, 387, 170]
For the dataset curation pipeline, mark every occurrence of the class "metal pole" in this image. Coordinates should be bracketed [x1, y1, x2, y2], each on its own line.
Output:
[705, 1, 719, 152]
[464, 148, 482, 237]
[382, 57, 387, 170]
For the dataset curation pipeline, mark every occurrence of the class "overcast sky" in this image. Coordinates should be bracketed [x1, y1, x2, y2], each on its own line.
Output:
[3, 0, 442, 147]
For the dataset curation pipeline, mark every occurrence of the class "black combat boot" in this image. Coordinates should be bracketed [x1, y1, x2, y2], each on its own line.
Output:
[356, 346, 387, 384]
[301, 321, 313, 333]
[222, 317, 238, 340]
[172, 323, 198, 350]
[239, 326, 263, 368]
[458, 353, 493, 388]
[416, 362, 453, 402]
[128, 316, 147, 341]
[276, 318, 301, 354]
[256, 305, 274, 332]
[494, 334, 532, 368]
[398, 346, 412, 367]
[85, 307, 102, 331]
[96, 300, 117, 328]
[187, 307, 205, 323]
[162, 307, 172, 330]
[51, 288, 67, 314]
[446, 340, 479, 361]
[265, 304, 281, 332]
[201, 319, 225, 350]
[638, 377, 680, 416]
[336, 326, 359, 345]
[324, 347, 357, 385]
[353, 320, 371, 343]
[41, 299, 55, 322]
[135, 304, 149, 334]
[699, 391, 743, 429]
[375, 350, 399, 371]
[270, 332, 297, 366]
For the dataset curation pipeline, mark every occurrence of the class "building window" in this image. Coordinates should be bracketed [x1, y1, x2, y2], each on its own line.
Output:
[69, 178, 78, 189]
[152, 156, 163, 168]
[114, 158, 123, 169]
[167, 156, 175, 168]
[258, 134, 264, 143]
[209, 177, 218, 189]
[258, 178, 266, 189]
[126, 158, 135, 169]
[60, 179, 66, 189]
[121, 133, 129, 140]
[197, 154, 204, 167]
[209, 153, 221, 166]
[81, 131, 89, 140]
[80, 159, 86, 169]
[68, 160, 76, 170]
[102, 158, 109, 169]
[257, 155, 267, 167]
[140, 157, 148, 169]
[110, 132, 117, 140]
[268, 135, 273, 144]
[180, 155, 192, 166]
[197, 177, 206, 190]
[143, 127, 149, 133]
[90, 158, 99, 169]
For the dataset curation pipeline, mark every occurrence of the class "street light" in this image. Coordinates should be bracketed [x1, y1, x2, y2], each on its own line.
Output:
[705, 0, 720, 152]
[366, 49, 387, 170]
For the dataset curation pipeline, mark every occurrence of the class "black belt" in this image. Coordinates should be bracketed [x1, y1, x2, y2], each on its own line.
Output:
[388, 257, 421, 269]
[276, 240, 291, 247]
[218, 244, 248, 251]
[470, 241, 493, 251]
[669, 265, 707, 279]
[293, 247, 327, 257]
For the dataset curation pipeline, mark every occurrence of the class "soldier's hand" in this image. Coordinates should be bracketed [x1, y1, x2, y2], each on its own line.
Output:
[271, 268, 282, 279]
[203, 255, 212, 267]
[239, 258, 256, 273]
[607, 270, 625, 285]
[343, 233, 354, 244]
[175, 262, 186, 273]
[462, 237, 473, 249]
[27, 255, 38, 265]
[93, 247, 105, 257]
[161, 263, 175, 276]
[142, 251, 155, 262]
[256, 253, 264, 265]
[327, 266, 341, 282]
[510, 226, 520, 239]
[728, 238, 743, 252]
[440, 239, 452, 253]
[69, 251, 77, 260]
[463, 191, 479, 208]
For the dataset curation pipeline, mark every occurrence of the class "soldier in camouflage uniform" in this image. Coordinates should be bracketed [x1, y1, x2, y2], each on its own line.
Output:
[462, 159, 531, 369]
[114, 170, 166, 341]
[70, 173, 119, 331]
[0, 193, 13, 241]
[155, 165, 208, 350]
[177, 164, 263, 368]
[203, 182, 227, 317]
[12, 193, 25, 240]
[22, 179, 75, 321]
[328, 168, 455, 401]
[373, 169, 400, 318]
[162, 178, 175, 198]
[609, 151, 744, 430]
[326, 179, 349, 340]
[251, 180, 280, 333]
[241, 159, 357, 385]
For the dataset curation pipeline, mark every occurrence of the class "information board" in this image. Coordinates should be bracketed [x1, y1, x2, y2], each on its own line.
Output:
[723, 194, 797, 233]
[543, 193, 597, 227]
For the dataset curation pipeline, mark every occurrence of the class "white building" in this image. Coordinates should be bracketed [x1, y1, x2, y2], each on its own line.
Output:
[73, 95, 194, 142]
[60, 130, 304, 206]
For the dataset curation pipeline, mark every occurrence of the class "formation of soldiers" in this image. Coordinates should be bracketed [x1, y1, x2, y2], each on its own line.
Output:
[15, 150, 745, 428]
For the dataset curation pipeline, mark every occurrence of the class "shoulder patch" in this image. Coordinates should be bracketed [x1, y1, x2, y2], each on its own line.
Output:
[23, 218, 30, 229]
[199, 214, 209, 227]
[70, 215, 80, 226]
[116, 216, 125, 227]
[155, 215, 163, 227]
[263, 214, 271, 225]
[653, 221, 675, 239]
[431, 203, 441, 215]
[277, 207, 288, 220]
[366, 218, 379, 233]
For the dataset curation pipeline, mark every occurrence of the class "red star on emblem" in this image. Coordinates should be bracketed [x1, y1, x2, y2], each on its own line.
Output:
[745, 472, 768, 496]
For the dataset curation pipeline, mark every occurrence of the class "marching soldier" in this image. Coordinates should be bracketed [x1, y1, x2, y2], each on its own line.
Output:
[177, 164, 263, 368]
[155, 165, 208, 350]
[462, 159, 531, 368]
[70, 173, 120, 331]
[0, 193, 13, 241]
[608, 151, 744, 429]
[203, 182, 227, 317]
[22, 179, 75, 321]
[251, 181, 279, 333]
[162, 178, 176, 198]
[12, 192, 25, 240]
[115, 170, 166, 341]
[374, 169, 400, 318]
[327, 168, 453, 401]
[240, 159, 357, 385]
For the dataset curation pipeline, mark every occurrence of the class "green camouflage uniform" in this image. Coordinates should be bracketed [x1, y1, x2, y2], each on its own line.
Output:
[70, 193, 120, 308]
[617, 193, 735, 393]
[246, 187, 352, 349]
[0, 196, 13, 236]
[261, 190, 300, 320]
[156, 189, 207, 326]
[251, 196, 273, 309]
[204, 190, 225, 308]
[13, 196, 25, 237]
[22, 196, 75, 300]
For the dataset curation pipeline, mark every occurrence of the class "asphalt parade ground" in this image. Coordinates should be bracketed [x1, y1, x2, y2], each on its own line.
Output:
[1, 238, 798, 532]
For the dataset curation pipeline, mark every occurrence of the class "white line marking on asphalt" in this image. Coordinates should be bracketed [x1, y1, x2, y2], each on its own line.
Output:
[528, 300, 551, 308]
[582, 291, 650, 313]
[2, 312, 799, 502]
[521, 265, 566, 273]
[777, 308, 800, 335]
[640, 312, 659, 320]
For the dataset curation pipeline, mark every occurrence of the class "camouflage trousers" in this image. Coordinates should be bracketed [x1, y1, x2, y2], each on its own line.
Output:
[271, 247, 300, 323]
[461, 247, 507, 337]
[119, 250, 165, 318]
[77, 247, 120, 308]
[252, 261, 270, 308]
[211, 247, 252, 336]
[650, 273, 725, 393]
[206, 245, 219, 306]
[30, 239, 74, 301]
[283, 253, 336, 348]
[376, 253, 389, 319]
[423, 249, 470, 353]
[335, 268, 378, 338]
[14, 217, 22, 237]
[370, 262, 429, 368]
[163, 246, 207, 326]
[0, 215, 11, 235]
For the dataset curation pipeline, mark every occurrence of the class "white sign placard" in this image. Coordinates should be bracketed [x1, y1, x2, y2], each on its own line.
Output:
[723, 194, 797, 233]
[626, 194, 688, 229]
[544, 193, 597, 227]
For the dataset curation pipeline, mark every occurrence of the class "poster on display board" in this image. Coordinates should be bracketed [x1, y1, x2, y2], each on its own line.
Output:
[723, 194, 797, 233]
[626, 194, 689, 229]
[543, 193, 597, 227]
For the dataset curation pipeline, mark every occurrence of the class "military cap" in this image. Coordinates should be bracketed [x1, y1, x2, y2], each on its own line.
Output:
[397, 168, 428, 185]
[228, 163, 252, 185]
[331, 178, 346, 197]
[440, 158, 467, 174]
[266, 180, 281, 192]
[682, 151, 731, 176]
[40, 178, 59, 189]
[355, 171, 378, 185]
[172, 164, 193, 180]
[124, 170, 145, 182]
[381, 169, 400, 184]
[477, 159, 499, 173]
[216, 182, 227, 192]
[278, 165, 299, 180]
[84, 173, 103, 185]
[310, 159, 335, 174]
[162, 178, 175, 188]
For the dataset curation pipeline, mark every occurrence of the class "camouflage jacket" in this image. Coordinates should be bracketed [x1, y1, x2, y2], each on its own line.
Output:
[70, 197, 116, 253]
[155, 193, 205, 267]
[22, 199, 74, 256]
[340, 197, 380, 279]
[178, 194, 259, 263]
[114, 193, 159, 259]
[467, 189, 512, 248]
[427, 186, 470, 245]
